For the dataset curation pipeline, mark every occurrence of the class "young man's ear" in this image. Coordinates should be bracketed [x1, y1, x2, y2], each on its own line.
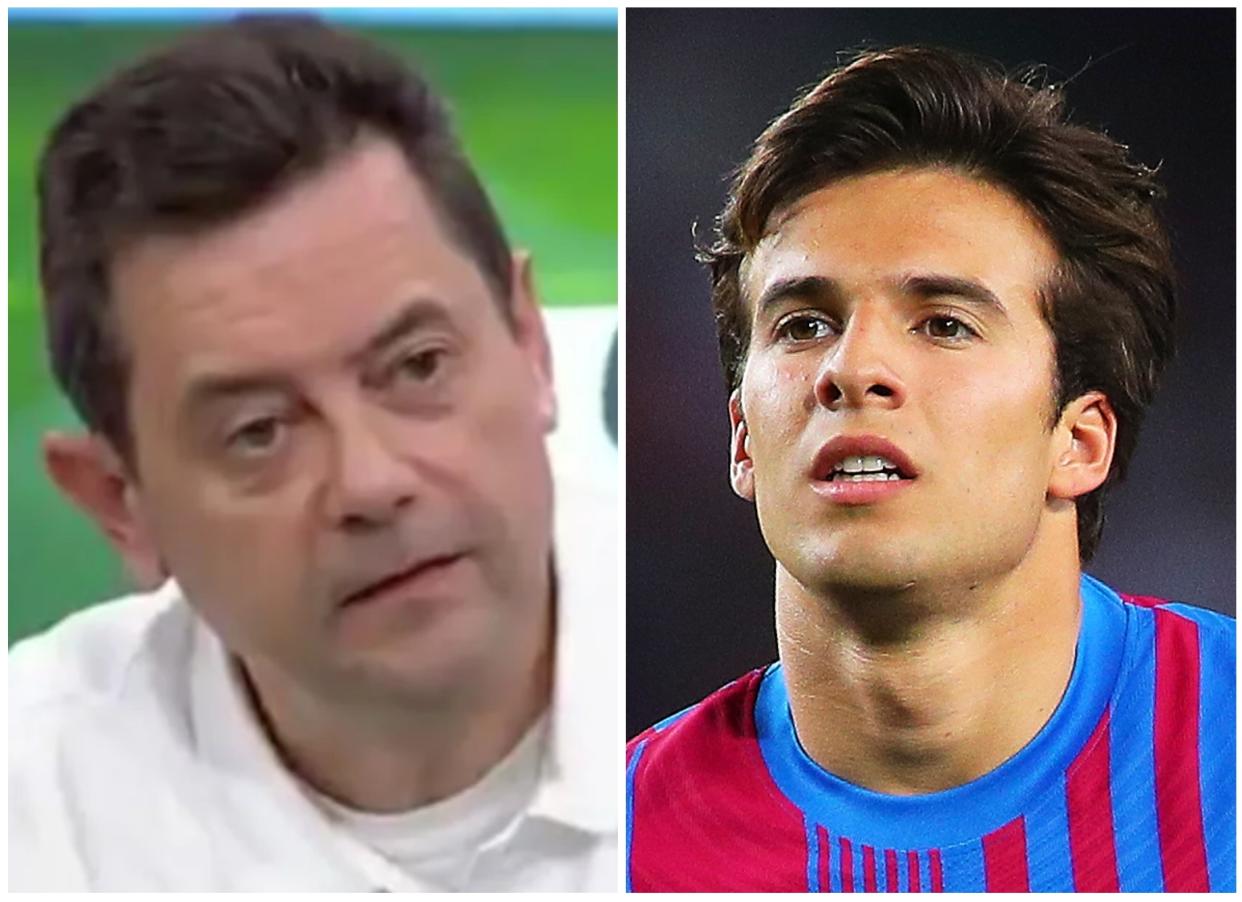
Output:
[1047, 391, 1117, 501]
[42, 432, 166, 590]
[728, 390, 755, 502]
[510, 250, 557, 433]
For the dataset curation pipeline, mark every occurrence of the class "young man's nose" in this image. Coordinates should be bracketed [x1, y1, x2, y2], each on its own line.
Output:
[814, 307, 908, 412]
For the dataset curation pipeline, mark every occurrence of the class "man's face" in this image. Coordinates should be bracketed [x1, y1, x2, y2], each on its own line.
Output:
[734, 167, 1066, 594]
[109, 138, 555, 703]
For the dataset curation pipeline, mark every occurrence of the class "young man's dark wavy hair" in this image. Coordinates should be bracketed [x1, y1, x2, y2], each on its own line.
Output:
[703, 45, 1176, 563]
[39, 13, 513, 466]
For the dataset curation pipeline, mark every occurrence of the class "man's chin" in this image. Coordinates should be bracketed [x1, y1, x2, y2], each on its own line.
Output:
[325, 610, 499, 703]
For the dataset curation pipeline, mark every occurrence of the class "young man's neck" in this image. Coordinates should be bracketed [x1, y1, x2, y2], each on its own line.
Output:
[775, 531, 1082, 796]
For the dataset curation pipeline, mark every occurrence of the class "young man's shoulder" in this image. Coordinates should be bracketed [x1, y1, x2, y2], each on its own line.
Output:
[627, 667, 763, 762]
[626, 667, 813, 892]
[1112, 585, 1235, 675]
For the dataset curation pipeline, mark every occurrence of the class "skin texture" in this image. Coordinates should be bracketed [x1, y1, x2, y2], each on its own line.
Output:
[728, 167, 1117, 793]
[45, 137, 557, 811]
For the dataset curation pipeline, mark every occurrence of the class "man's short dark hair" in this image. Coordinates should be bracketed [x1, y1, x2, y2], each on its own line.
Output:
[703, 45, 1177, 562]
[39, 13, 513, 463]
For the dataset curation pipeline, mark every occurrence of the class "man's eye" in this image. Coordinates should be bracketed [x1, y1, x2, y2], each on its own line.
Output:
[777, 315, 834, 342]
[919, 315, 976, 341]
[226, 417, 284, 455]
[394, 348, 445, 383]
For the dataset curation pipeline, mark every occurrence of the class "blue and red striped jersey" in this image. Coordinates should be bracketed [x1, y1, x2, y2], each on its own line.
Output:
[626, 574, 1235, 892]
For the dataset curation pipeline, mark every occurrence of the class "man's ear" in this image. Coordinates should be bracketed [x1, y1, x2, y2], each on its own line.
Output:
[728, 390, 755, 502]
[42, 432, 166, 590]
[1048, 391, 1117, 501]
[510, 250, 557, 433]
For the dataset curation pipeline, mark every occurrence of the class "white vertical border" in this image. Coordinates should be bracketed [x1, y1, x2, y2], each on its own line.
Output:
[614, 1, 628, 894]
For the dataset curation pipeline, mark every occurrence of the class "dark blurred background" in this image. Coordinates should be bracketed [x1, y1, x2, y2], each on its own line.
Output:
[627, 8, 1236, 737]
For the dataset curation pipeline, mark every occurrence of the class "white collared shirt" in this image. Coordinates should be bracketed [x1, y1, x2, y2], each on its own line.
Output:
[8, 474, 618, 891]
[306, 711, 548, 890]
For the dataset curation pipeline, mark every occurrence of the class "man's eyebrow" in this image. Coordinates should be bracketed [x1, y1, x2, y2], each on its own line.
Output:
[345, 296, 453, 367]
[182, 298, 453, 415]
[183, 371, 297, 416]
[896, 273, 1007, 317]
[754, 275, 844, 317]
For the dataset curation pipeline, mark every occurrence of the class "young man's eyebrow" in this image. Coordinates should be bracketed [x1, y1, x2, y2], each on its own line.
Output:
[895, 272, 1008, 318]
[754, 272, 1010, 320]
[753, 275, 844, 317]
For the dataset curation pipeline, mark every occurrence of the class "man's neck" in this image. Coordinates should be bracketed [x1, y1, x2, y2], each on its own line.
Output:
[240, 604, 554, 814]
[776, 544, 1082, 796]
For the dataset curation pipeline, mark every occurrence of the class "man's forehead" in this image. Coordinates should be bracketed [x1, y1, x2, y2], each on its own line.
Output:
[113, 138, 436, 284]
[107, 137, 491, 409]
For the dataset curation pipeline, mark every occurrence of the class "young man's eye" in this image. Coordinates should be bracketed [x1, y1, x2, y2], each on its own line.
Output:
[919, 315, 976, 341]
[777, 315, 834, 342]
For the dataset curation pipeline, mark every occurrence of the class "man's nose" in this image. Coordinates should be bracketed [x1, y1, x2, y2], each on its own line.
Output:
[814, 306, 908, 411]
[325, 411, 420, 531]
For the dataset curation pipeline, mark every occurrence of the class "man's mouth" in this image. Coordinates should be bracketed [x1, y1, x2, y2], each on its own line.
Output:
[340, 553, 465, 607]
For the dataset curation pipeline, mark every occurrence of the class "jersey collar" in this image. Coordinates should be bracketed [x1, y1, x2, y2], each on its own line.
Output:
[754, 573, 1128, 849]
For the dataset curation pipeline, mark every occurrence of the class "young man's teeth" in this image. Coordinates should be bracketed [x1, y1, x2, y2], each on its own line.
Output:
[835, 472, 901, 482]
[834, 455, 899, 477]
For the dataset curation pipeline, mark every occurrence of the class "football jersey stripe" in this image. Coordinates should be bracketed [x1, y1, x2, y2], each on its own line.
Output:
[1163, 603, 1236, 891]
[625, 738, 647, 892]
[651, 704, 695, 733]
[1066, 709, 1119, 890]
[805, 818, 821, 891]
[885, 848, 898, 892]
[862, 844, 877, 891]
[839, 836, 854, 892]
[939, 838, 985, 891]
[819, 826, 831, 893]
[982, 815, 1030, 891]
[1119, 592, 1165, 609]
[893, 847, 909, 892]
[1024, 772, 1074, 891]
[929, 848, 944, 892]
[1153, 608, 1209, 891]
[1109, 605, 1164, 891]
[826, 826, 842, 892]
[907, 850, 921, 892]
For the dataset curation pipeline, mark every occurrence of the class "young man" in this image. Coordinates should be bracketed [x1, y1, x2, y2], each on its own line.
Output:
[10, 15, 616, 890]
[626, 46, 1234, 892]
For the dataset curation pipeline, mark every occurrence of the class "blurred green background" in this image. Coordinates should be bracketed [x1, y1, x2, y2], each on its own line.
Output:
[9, 10, 617, 643]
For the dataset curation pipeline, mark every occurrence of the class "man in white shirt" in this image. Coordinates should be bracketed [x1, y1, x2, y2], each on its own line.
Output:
[10, 14, 616, 891]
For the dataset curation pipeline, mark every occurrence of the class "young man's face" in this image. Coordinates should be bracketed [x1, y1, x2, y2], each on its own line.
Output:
[106, 137, 555, 704]
[733, 166, 1073, 594]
